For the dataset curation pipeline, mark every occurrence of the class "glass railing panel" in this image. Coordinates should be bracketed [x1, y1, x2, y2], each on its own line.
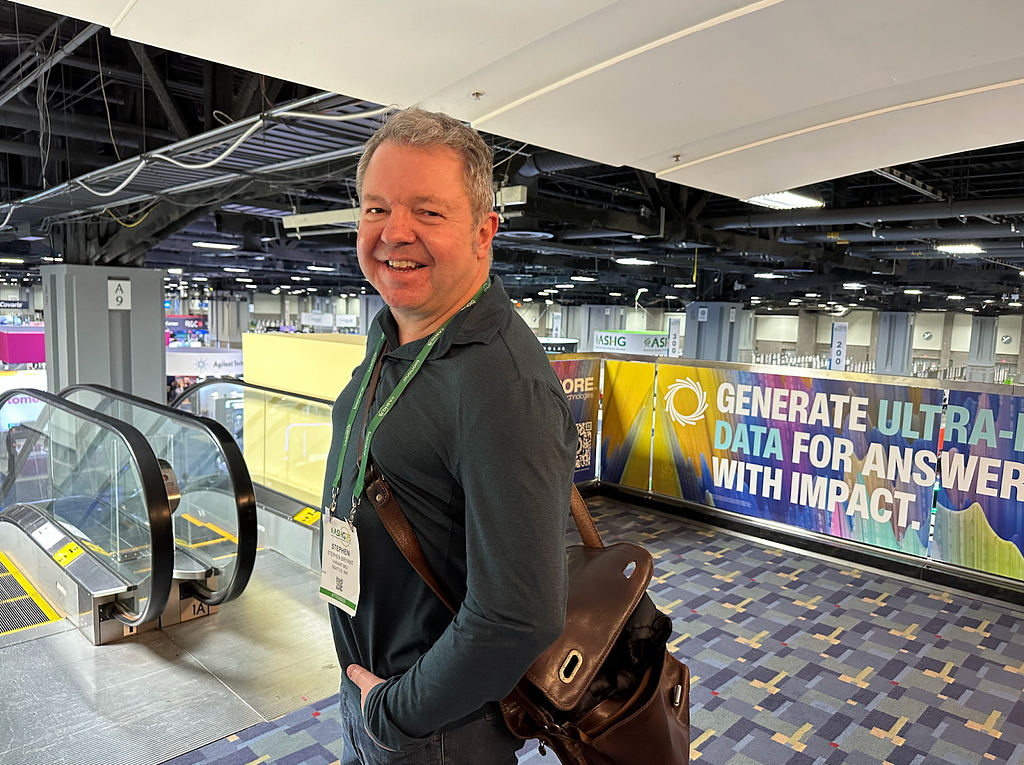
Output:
[0, 390, 172, 623]
[177, 382, 332, 508]
[63, 387, 253, 604]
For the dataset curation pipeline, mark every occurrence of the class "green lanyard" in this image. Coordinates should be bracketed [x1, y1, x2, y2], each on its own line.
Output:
[329, 278, 490, 521]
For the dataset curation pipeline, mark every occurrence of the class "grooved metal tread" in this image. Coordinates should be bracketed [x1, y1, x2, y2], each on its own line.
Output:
[0, 552, 61, 637]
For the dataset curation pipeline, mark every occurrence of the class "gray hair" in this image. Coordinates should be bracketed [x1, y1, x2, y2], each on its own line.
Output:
[356, 107, 494, 223]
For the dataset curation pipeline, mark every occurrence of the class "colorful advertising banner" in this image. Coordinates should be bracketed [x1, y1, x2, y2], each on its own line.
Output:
[550, 358, 601, 483]
[651, 364, 943, 557]
[933, 389, 1024, 579]
[601, 360, 656, 490]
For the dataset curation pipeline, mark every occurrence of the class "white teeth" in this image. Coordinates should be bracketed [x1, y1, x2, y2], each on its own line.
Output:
[388, 260, 422, 270]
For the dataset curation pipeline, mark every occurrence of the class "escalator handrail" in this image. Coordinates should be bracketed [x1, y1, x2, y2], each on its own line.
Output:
[0, 387, 173, 627]
[170, 376, 334, 410]
[59, 383, 258, 607]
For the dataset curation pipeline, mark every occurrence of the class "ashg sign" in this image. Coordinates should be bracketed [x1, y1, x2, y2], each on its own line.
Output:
[165, 315, 206, 332]
[592, 330, 669, 356]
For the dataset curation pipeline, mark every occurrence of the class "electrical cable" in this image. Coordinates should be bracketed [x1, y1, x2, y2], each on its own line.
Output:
[0, 205, 17, 230]
[105, 206, 154, 228]
[95, 38, 121, 161]
[274, 106, 390, 122]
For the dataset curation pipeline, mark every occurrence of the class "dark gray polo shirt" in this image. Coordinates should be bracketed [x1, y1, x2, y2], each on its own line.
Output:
[322, 276, 577, 751]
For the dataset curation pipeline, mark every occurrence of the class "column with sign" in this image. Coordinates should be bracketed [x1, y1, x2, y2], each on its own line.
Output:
[830, 321, 848, 371]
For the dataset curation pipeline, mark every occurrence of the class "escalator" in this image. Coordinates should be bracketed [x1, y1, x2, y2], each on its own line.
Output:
[172, 380, 333, 570]
[0, 388, 175, 644]
[60, 384, 258, 613]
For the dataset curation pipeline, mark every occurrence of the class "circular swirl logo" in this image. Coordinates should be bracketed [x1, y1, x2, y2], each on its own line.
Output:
[664, 378, 708, 427]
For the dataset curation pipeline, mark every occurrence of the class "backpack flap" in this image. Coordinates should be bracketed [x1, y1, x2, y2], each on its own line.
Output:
[525, 542, 654, 712]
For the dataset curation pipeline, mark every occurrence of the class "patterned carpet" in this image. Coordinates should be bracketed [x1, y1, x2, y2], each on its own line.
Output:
[162, 495, 1024, 765]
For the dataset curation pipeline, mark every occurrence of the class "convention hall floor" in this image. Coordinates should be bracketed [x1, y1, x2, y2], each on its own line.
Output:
[6, 496, 1024, 765]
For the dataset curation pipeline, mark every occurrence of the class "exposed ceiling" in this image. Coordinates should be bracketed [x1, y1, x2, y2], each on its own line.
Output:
[4, 1, 1024, 317]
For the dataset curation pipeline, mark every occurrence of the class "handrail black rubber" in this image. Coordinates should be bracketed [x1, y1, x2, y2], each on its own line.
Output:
[170, 376, 334, 410]
[59, 383, 258, 607]
[0, 388, 173, 627]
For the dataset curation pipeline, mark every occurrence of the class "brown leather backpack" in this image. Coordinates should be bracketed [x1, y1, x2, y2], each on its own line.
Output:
[367, 472, 691, 765]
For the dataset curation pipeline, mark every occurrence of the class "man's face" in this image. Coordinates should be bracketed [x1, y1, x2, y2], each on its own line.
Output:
[356, 142, 498, 335]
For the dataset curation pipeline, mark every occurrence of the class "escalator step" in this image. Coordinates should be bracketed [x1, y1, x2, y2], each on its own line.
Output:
[0, 552, 62, 636]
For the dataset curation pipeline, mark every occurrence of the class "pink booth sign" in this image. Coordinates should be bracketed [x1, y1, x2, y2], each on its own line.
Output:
[0, 327, 45, 364]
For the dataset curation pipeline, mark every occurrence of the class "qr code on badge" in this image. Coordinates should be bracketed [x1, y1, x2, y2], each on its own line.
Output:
[575, 421, 592, 469]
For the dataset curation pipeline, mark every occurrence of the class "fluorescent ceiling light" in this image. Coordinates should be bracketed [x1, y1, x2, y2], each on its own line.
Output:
[665, 295, 679, 299]
[554, 283, 575, 289]
[1010, 302, 1023, 308]
[636, 288, 649, 294]
[743, 191, 824, 210]
[754, 272, 785, 280]
[614, 257, 655, 266]
[608, 292, 622, 297]
[0, 258, 24, 264]
[245, 284, 258, 289]
[193, 277, 208, 282]
[522, 297, 533, 302]
[673, 283, 697, 289]
[19, 235, 44, 242]
[307, 287, 317, 292]
[193, 241, 239, 250]
[947, 294, 965, 301]
[843, 282, 864, 290]
[570, 275, 596, 282]
[936, 243, 985, 255]
[235, 277, 253, 282]
[545, 299, 554, 305]
[805, 292, 819, 298]
[224, 267, 248, 273]
[904, 289, 923, 295]
[307, 265, 337, 272]
[291, 275, 311, 281]
[167, 268, 182, 274]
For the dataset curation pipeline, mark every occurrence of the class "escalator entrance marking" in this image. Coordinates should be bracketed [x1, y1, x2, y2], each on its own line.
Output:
[53, 542, 84, 567]
[293, 507, 321, 526]
[0, 551, 61, 636]
[179, 513, 238, 544]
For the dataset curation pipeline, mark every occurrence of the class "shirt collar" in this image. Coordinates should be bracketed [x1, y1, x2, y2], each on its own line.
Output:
[373, 276, 510, 360]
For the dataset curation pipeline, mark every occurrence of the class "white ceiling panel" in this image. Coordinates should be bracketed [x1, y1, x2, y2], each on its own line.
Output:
[14, 0, 1024, 201]
[14, 0, 127, 25]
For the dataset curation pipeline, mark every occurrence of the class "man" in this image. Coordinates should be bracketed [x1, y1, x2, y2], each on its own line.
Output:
[321, 107, 578, 764]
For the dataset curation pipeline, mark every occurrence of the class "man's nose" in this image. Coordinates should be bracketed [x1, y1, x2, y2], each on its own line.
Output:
[380, 207, 415, 246]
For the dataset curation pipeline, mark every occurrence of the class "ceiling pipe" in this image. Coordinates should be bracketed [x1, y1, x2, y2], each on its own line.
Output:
[706, 197, 1024, 229]
[849, 241, 1024, 255]
[0, 24, 102, 110]
[557, 229, 637, 240]
[790, 223, 1021, 244]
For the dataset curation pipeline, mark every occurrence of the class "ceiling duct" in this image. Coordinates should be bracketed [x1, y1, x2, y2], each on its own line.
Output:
[791, 223, 1022, 244]
[515, 150, 600, 179]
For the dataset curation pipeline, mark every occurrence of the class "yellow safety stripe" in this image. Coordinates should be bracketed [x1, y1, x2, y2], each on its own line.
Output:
[0, 551, 61, 624]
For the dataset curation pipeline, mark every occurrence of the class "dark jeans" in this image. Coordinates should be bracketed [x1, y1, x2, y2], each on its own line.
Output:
[338, 688, 522, 765]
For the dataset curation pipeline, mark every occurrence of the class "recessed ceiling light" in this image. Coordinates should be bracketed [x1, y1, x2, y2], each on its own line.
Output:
[554, 284, 575, 289]
[167, 268, 182, 275]
[224, 267, 248, 273]
[904, 289, 923, 295]
[193, 276, 208, 282]
[614, 257, 655, 266]
[235, 277, 253, 282]
[743, 191, 824, 210]
[307, 265, 337, 272]
[947, 295, 965, 301]
[673, 283, 697, 289]
[608, 292, 622, 297]
[192, 241, 239, 250]
[0, 258, 24, 264]
[754, 272, 785, 280]
[843, 282, 864, 290]
[570, 275, 596, 282]
[936, 243, 984, 255]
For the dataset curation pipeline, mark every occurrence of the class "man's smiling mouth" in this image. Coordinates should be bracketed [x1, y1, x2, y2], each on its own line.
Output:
[387, 260, 426, 272]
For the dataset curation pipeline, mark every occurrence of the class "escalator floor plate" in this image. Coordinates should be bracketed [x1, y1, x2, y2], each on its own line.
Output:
[0, 552, 61, 636]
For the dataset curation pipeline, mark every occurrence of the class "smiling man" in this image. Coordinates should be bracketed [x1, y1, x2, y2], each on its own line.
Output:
[321, 107, 578, 764]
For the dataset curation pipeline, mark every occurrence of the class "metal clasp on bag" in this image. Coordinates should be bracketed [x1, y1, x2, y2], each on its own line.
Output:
[671, 684, 683, 707]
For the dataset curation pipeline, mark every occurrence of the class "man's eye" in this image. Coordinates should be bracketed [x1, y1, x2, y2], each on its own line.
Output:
[420, 210, 441, 218]
[365, 207, 386, 215]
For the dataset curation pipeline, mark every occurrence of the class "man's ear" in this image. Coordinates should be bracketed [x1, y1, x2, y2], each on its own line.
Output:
[476, 211, 500, 260]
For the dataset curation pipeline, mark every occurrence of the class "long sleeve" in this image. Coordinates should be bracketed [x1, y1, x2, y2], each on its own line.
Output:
[362, 378, 578, 750]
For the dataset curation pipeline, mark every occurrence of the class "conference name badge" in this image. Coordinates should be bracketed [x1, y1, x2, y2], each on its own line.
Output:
[319, 514, 361, 616]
